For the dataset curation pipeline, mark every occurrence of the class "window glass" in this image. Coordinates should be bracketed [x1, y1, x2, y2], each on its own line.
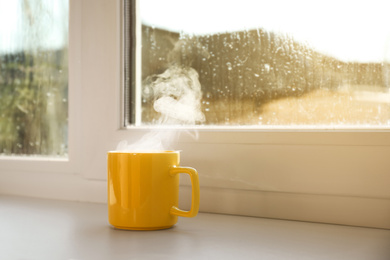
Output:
[0, 0, 68, 156]
[130, 0, 390, 127]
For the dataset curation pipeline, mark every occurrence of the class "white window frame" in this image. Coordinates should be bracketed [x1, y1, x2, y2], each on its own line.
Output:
[0, 0, 389, 229]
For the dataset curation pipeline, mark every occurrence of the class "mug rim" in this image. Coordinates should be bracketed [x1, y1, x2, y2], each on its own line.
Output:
[107, 150, 180, 154]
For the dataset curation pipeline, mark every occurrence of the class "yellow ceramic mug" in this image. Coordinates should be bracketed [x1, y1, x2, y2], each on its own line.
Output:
[107, 151, 200, 230]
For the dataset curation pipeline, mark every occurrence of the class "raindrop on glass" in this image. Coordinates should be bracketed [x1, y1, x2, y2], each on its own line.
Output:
[226, 62, 232, 70]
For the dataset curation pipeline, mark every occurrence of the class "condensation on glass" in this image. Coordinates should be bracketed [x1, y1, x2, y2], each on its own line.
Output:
[0, 0, 68, 156]
[127, 0, 390, 127]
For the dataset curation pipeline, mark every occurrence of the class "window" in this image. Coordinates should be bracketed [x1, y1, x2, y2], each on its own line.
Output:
[127, 0, 390, 127]
[0, 0, 389, 229]
[118, 0, 390, 228]
[0, 0, 69, 156]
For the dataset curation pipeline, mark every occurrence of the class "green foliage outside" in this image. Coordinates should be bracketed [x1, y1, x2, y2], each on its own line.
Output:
[0, 49, 68, 156]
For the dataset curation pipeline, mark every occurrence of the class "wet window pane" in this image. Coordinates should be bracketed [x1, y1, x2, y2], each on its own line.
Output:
[130, 0, 390, 127]
[0, 0, 68, 156]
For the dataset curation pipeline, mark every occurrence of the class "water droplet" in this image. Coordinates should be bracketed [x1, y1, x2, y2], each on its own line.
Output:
[226, 62, 232, 70]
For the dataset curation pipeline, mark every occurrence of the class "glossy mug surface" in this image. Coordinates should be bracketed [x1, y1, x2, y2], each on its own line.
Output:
[107, 151, 200, 230]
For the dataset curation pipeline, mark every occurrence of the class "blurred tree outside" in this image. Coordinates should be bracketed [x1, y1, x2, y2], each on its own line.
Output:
[140, 26, 390, 126]
[0, 0, 68, 156]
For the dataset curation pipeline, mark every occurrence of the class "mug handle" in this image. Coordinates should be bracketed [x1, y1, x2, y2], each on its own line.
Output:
[169, 166, 200, 218]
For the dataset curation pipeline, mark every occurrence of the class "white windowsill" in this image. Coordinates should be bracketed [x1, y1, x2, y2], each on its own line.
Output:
[1, 195, 389, 260]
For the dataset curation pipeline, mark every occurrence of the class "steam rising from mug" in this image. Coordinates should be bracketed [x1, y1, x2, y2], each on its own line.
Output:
[116, 65, 205, 152]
